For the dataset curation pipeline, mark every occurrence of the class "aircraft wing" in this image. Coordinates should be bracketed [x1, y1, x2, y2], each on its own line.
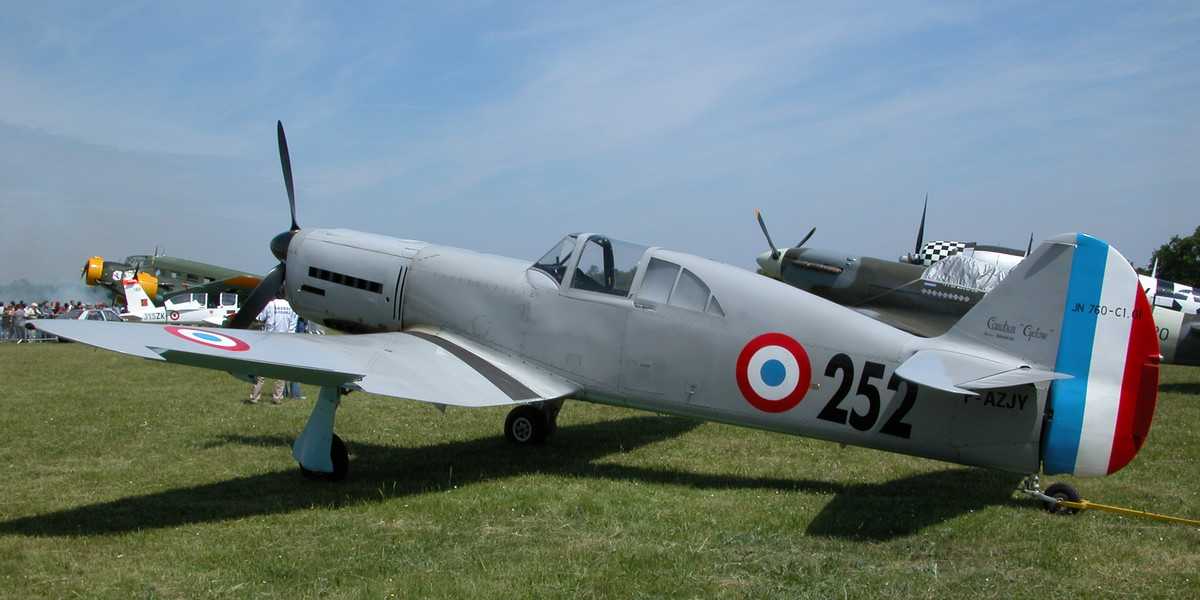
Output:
[162, 275, 263, 297]
[33, 320, 581, 407]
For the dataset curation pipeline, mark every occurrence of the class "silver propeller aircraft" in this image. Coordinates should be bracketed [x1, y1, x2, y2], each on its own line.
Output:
[35, 123, 1160, 514]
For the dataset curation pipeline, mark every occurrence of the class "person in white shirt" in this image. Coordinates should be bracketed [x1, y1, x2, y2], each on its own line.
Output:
[247, 292, 297, 404]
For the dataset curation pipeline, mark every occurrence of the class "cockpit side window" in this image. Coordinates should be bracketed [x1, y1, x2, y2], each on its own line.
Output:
[705, 295, 725, 317]
[638, 258, 679, 304]
[672, 268, 710, 312]
[635, 257, 725, 317]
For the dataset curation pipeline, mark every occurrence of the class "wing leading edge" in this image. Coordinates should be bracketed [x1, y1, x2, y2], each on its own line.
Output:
[33, 320, 580, 407]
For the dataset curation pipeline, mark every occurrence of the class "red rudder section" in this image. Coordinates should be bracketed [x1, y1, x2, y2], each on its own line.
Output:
[1107, 285, 1160, 475]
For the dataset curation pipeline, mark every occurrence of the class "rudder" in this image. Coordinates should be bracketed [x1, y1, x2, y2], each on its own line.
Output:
[121, 279, 157, 317]
[1041, 234, 1159, 476]
[945, 233, 1159, 477]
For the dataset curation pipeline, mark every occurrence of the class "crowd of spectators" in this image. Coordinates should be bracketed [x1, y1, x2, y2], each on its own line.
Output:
[1, 300, 111, 342]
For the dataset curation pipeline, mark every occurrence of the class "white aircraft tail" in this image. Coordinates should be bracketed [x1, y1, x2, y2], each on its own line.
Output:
[121, 279, 158, 320]
[928, 233, 1160, 477]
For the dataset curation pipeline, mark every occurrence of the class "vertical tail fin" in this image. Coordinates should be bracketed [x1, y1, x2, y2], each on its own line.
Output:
[945, 233, 1160, 477]
[121, 279, 157, 319]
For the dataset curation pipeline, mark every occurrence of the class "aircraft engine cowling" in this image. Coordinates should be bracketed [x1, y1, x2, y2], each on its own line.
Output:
[83, 257, 104, 286]
[285, 229, 428, 333]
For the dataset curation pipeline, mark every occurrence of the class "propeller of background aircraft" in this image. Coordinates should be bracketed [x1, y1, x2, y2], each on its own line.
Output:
[913, 193, 928, 257]
[756, 210, 816, 259]
[755, 210, 781, 261]
[754, 210, 815, 278]
[227, 121, 299, 329]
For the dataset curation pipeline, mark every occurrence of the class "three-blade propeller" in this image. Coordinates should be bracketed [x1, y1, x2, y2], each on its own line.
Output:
[227, 121, 300, 329]
[754, 210, 816, 280]
[756, 210, 780, 260]
[756, 210, 815, 260]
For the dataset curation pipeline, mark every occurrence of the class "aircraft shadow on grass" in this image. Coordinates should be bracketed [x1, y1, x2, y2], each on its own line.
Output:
[0, 415, 1021, 542]
[1159, 381, 1200, 396]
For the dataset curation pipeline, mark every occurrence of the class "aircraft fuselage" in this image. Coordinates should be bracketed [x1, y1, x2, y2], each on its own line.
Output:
[285, 228, 1048, 474]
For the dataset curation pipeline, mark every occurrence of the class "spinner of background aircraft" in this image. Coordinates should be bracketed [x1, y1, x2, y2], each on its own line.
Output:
[82, 253, 261, 307]
[36, 122, 1160, 515]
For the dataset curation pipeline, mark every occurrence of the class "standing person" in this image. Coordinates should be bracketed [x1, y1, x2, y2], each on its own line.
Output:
[246, 291, 296, 405]
[12, 302, 27, 343]
[284, 316, 308, 399]
[1, 303, 12, 341]
[25, 303, 41, 341]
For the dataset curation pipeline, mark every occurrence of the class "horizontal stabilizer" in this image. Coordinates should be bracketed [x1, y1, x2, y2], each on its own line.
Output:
[895, 349, 1069, 395]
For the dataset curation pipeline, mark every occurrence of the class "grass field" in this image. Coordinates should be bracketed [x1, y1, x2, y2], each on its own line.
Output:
[1, 342, 1197, 599]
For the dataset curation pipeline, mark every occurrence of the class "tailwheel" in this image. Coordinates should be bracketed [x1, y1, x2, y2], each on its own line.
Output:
[505, 405, 549, 445]
[1042, 482, 1082, 515]
[300, 433, 349, 481]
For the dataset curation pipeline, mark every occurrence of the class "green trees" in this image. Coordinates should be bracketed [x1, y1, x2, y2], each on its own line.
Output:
[1148, 226, 1200, 287]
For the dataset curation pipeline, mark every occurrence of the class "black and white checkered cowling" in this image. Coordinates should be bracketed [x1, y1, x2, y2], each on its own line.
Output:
[916, 241, 971, 266]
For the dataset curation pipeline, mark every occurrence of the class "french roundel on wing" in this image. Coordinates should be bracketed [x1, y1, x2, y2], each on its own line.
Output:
[736, 333, 812, 413]
[165, 326, 251, 352]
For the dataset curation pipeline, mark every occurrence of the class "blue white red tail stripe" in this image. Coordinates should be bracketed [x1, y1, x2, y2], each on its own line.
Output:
[1043, 234, 1159, 477]
[1110, 288, 1158, 473]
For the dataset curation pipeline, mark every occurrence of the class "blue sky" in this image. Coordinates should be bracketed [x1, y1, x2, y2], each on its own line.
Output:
[2, 1, 1197, 291]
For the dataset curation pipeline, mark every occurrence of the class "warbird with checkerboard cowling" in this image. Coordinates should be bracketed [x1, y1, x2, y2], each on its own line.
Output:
[755, 203, 1200, 366]
[35, 123, 1160, 513]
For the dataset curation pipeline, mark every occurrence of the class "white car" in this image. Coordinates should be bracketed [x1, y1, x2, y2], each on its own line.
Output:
[49, 308, 124, 341]
[56, 307, 124, 322]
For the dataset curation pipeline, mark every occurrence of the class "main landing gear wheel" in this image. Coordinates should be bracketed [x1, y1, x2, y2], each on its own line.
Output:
[1042, 482, 1082, 515]
[505, 405, 549, 445]
[300, 433, 349, 481]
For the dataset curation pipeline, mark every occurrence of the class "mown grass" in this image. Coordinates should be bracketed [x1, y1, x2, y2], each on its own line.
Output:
[1, 342, 1197, 599]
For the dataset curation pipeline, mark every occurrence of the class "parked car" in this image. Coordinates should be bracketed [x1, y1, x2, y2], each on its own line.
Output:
[49, 307, 124, 341]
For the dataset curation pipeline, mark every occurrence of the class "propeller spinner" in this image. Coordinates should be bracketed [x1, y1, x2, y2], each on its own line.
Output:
[754, 210, 815, 280]
[227, 121, 300, 329]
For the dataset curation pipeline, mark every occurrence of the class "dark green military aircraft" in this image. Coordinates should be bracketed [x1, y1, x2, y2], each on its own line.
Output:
[754, 209, 1199, 366]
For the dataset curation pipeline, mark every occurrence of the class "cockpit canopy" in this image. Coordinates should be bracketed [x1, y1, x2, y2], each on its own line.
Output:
[531, 234, 725, 317]
[532, 234, 649, 297]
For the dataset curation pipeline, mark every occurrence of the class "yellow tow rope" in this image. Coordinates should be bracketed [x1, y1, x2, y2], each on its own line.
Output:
[1058, 499, 1200, 526]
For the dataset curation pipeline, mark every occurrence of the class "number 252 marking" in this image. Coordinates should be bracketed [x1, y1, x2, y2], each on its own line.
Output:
[816, 353, 916, 438]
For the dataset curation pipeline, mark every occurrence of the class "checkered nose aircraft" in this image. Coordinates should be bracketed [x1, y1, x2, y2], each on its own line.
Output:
[36, 123, 1160, 513]
[757, 201, 1200, 367]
